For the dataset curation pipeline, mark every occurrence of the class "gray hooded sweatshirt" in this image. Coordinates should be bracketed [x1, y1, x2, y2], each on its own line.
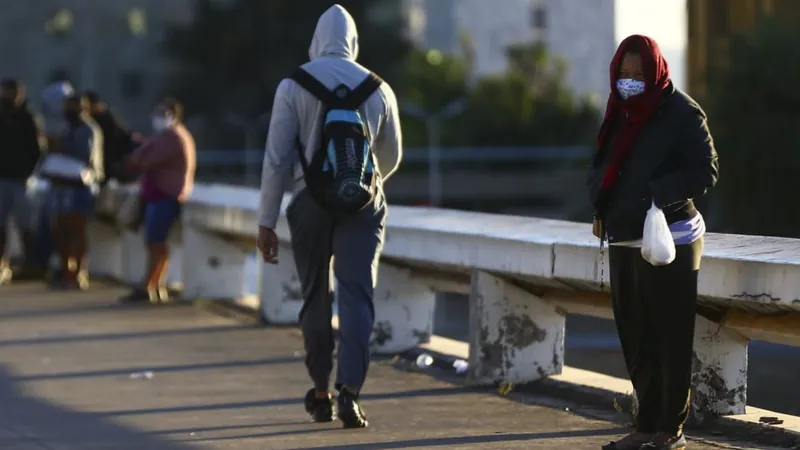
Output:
[258, 4, 402, 229]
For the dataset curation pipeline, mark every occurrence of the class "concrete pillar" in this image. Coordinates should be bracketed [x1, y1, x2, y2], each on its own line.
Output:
[370, 263, 436, 354]
[691, 315, 748, 422]
[165, 242, 183, 289]
[467, 269, 565, 385]
[121, 230, 147, 286]
[86, 220, 124, 280]
[259, 242, 303, 324]
[181, 225, 250, 301]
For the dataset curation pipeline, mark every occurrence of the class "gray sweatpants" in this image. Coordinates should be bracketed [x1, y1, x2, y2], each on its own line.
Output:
[286, 188, 386, 393]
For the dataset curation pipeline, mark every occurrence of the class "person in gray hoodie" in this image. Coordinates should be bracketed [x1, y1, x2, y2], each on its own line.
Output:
[257, 4, 402, 429]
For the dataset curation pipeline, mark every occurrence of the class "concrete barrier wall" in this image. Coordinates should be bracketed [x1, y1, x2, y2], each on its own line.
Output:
[18, 181, 800, 421]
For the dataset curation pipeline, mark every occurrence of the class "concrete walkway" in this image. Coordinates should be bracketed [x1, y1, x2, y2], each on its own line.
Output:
[0, 283, 766, 449]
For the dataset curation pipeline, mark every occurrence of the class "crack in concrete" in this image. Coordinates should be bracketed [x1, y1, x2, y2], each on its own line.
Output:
[371, 320, 393, 347]
[731, 292, 782, 303]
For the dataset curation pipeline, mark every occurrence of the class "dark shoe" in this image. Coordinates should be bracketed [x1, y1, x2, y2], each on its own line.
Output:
[49, 277, 79, 291]
[640, 434, 686, 450]
[601, 433, 653, 450]
[337, 387, 368, 429]
[13, 265, 46, 281]
[304, 388, 335, 423]
[47, 267, 64, 285]
[119, 288, 157, 304]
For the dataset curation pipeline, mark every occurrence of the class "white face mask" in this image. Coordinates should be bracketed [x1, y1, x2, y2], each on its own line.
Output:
[616, 78, 646, 100]
[151, 115, 174, 133]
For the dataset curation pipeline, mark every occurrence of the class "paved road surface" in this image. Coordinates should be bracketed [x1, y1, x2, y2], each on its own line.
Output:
[0, 283, 770, 449]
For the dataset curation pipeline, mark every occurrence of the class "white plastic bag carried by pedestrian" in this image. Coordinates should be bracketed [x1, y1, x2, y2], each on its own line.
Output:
[641, 201, 676, 266]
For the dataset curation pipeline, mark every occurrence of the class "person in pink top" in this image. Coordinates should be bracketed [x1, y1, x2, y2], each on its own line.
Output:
[121, 99, 195, 303]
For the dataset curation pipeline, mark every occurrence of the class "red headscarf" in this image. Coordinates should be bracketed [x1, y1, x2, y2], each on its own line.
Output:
[597, 35, 671, 192]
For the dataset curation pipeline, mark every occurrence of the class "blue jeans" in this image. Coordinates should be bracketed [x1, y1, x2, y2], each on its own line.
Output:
[32, 198, 54, 269]
[0, 178, 32, 230]
[144, 198, 181, 244]
[50, 185, 94, 215]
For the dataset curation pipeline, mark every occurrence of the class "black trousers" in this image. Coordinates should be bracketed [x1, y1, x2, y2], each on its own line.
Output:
[609, 238, 703, 435]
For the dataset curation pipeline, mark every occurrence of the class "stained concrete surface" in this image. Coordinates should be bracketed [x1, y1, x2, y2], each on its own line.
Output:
[434, 293, 800, 417]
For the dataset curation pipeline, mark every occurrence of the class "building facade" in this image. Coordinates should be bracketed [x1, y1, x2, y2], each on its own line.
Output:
[404, 0, 546, 76]
[406, 0, 616, 101]
[543, 0, 616, 102]
[0, 0, 195, 132]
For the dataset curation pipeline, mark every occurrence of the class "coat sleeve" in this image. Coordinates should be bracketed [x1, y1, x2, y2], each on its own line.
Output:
[258, 79, 298, 229]
[650, 106, 719, 208]
[21, 111, 44, 177]
[586, 159, 606, 209]
[372, 84, 402, 181]
[129, 133, 180, 171]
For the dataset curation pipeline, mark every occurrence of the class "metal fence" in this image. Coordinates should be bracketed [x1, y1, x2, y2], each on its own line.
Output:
[195, 146, 592, 186]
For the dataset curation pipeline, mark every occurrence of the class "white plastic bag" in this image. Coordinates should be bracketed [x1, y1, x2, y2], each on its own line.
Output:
[37, 153, 95, 185]
[641, 201, 676, 266]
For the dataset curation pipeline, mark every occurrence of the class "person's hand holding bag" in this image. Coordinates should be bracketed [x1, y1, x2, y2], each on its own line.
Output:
[641, 201, 675, 266]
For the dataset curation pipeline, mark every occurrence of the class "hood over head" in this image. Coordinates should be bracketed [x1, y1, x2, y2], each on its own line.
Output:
[608, 34, 670, 99]
[309, 5, 359, 61]
[41, 81, 75, 117]
[594, 35, 673, 198]
[40, 81, 75, 134]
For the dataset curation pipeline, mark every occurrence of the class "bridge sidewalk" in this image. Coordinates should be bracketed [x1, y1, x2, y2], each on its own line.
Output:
[0, 283, 759, 449]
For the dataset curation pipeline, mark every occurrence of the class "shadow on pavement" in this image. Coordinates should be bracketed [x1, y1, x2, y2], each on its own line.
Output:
[287, 427, 627, 449]
[0, 365, 199, 449]
[0, 323, 255, 347]
[89, 386, 478, 418]
[0, 303, 128, 321]
[12, 356, 303, 381]
[146, 422, 311, 436]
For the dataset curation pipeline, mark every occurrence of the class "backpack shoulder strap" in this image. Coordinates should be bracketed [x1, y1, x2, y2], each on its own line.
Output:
[343, 73, 384, 109]
[290, 68, 335, 105]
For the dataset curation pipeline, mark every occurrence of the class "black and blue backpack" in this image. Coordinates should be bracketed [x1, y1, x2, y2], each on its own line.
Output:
[290, 68, 384, 214]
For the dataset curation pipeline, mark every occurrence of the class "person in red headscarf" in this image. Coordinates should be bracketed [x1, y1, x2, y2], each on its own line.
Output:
[587, 35, 719, 450]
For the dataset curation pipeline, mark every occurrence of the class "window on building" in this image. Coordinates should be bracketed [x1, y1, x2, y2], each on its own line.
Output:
[128, 8, 147, 37]
[119, 71, 144, 99]
[531, 7, 547, 29]
[45, 9, 74, 36]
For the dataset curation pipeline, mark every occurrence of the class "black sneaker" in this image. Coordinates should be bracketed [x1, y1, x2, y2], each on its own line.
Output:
[304, 388, 335, 423]
[119, 288, 157, 304]
[601, 433, 652, 450]
[12, 265, 46, 281]
[640, 434, 686, 450]
[337, 387, 368, 429]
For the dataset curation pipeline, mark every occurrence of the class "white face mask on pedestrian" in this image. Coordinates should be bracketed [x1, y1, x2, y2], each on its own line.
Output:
[151, 115, 174, 133]
[616, 78, 646, 100]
